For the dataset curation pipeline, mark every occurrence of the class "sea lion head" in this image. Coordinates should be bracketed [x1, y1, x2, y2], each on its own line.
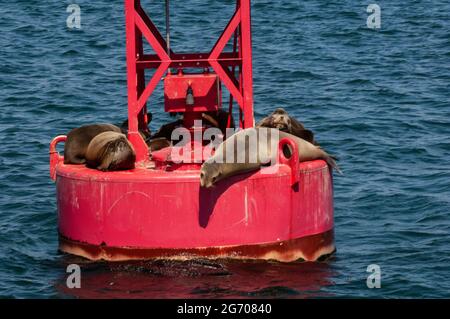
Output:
[200, 162, 222, 188]
[146, 137, 171, 152]
[92, 133, 136, 171]
[269, 108, 292, 132]
[108, 139, 136, 170]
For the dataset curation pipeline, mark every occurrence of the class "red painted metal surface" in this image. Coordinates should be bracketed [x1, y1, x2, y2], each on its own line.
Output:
[49, 135, 66, 181]
[164, 73, 221, 113]
[278, 137, 300, 186]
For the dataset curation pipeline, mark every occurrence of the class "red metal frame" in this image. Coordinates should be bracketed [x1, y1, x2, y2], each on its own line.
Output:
[124, 0, 255, 162]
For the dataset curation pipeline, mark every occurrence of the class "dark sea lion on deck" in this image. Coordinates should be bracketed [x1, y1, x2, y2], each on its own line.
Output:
[200, 127, 340, 188]
[64, 124, 122, 164]
[85, 131, 136, 171]
[151, 119, 184, 141]
[256, 108, 316, 144]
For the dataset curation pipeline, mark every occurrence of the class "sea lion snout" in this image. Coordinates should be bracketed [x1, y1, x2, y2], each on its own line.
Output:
[200, 170, 214, 188]
[200, 163, 221, 188]
[200, 171, 208, 188]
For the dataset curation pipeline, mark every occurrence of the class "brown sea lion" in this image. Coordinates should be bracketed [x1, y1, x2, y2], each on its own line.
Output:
[256, 108, 316, 144]
[85, 131, 136, 171]
[64, 124, 122, 164]
[200, 127, 340, 188]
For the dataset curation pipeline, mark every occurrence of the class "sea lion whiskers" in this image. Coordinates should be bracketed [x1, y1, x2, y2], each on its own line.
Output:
[324, 155, 342, 175]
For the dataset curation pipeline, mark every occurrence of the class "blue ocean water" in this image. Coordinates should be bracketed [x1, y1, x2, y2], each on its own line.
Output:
[0, 0, 449, 298]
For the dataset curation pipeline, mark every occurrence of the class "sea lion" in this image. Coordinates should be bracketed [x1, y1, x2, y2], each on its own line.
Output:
[256, 108, 316, 144]
[200, 127, 340, 188]
[151, 119, 183, 141]
[64, 124, 122, 164]
[147, 137, 171, 152]
[85, 131, 136, 171]
[119, 112, 153, 140]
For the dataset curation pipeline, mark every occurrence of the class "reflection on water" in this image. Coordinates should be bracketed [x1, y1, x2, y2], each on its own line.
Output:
[56, 255, 337, 299]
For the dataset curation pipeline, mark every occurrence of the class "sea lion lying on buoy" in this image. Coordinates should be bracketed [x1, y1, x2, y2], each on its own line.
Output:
[64, 124, 122, 164]
[85, 131, 136, 171]
[256, 108, 316, 144]
[200, 127, 340, 188]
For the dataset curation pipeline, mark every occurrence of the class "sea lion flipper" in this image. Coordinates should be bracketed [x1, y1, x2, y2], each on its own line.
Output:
[325, 156, 343, 175]
[330, 155, 339, 161]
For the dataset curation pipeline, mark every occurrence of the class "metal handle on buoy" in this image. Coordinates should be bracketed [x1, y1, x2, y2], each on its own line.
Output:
[49, 135, 67, 181]
[278, 137, 300, 187]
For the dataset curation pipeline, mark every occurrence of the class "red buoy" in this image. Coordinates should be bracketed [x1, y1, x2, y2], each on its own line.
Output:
[49, 0, 335, 262]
